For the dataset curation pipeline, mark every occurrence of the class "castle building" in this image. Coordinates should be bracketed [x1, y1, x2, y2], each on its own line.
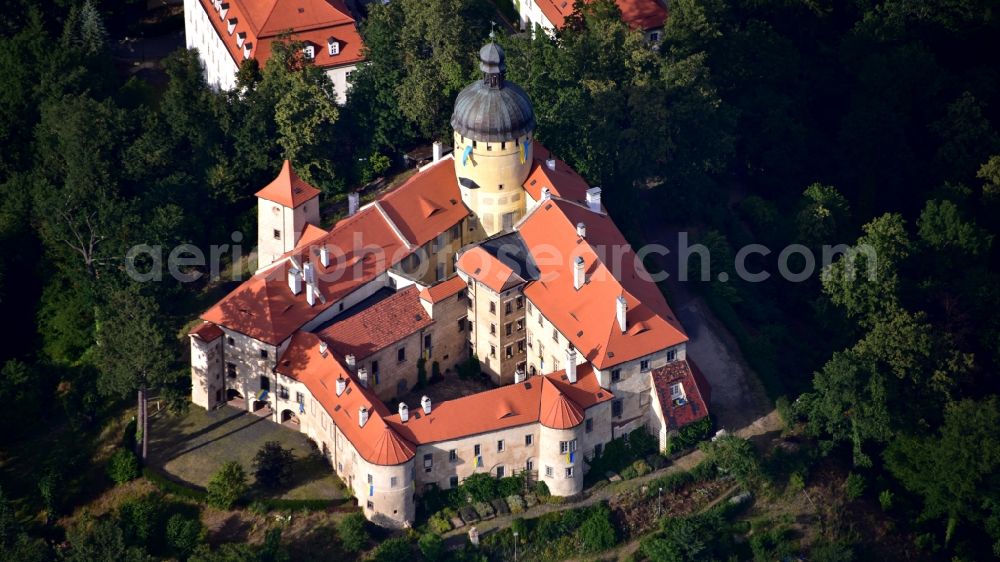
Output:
[517, 0, 668, 42]
[189, 41, 709, 528]
[183, 0, 364, 102]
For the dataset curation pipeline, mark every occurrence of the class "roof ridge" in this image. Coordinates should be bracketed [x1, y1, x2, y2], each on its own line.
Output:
[373, 201, 414, 249]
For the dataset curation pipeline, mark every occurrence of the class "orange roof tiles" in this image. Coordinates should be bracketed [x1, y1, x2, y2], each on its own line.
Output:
[255, 160, 321, 208]
[294, 223, 329, 250]
[457, 246, 522, 293]
[522, 145, 591, 204]
[189, 321, 224, 342]
[317, 286, 434, 360]
[650, 359, 709, 430]
[534, 0, 666, 31]
[201, 205, 410, 344]
[419, 275, 467, 304]
[387, 364, 612, 444]
[276, 332, 416, 465]
[196, 0, 364, 73]
[518, 198, 687, 369]
[377, 158, 470, 247]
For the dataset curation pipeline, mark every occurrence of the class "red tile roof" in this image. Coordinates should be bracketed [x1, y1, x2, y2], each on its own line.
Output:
[522, 145, 592, 204]
[517, 198, 687, 369]
[189, 321, 224, 342]
[317, 286, 433, 360]
[457, 246, 522, 293]
[295, 223, 329, 250]
[377, 157, 469, 247]
[419, 275, 467, 304]
[201, 205, 410, 344]
[387, 364, 612, 444]
[650, 359, 710, 430]
[276, 332, 416, 465]
[196, 0, 364, 72]
[255, 160, 321, 208]
[534, 0, 666, 31]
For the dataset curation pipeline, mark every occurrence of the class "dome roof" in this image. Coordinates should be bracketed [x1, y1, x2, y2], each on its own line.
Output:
[451, 42, 536, 143]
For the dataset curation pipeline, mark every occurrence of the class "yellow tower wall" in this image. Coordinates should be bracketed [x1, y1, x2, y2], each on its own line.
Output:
[453, 131, 533, 235]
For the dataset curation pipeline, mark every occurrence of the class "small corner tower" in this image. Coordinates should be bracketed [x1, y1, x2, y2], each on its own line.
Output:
[255, 160, 322, 267]
[451, 40, 536, 236]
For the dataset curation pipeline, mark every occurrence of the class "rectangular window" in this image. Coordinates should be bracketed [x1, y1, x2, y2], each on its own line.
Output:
[259, 376, 270, 391]
[227, 337, 235, 346]
[611, 369, 621, 383]
[545, 466, 553, 478]
[525, 434, 533, 446]
[372, 361, 380, 384]
[474, 444, 481, 456]
[490, 345, 497, 358]
[226, 362, 237, 378]
[397, 347, 406, 362]
[259, 349, 268, 359]
[552, 329, 558, 342]
[505, 345, 513, 359]
[612, 399, 623, 418]
[390, 476, 398, 488]
[585, 418, 593, 433]
[565, 467, 574, 478]
[527, 302, 533, 315]
[424, 453, 433, 472]
[517, 340, 525, 353]
[367, 501, 374, 510]
[497, 440, 505, 452]
[278, 385, 289, 400]
[490, 301, 497, 314]
[559, 439, 577, 454]
[516, 296, 524, 309]
[496, 465, 505, 478]
[273, 229, 281, 240]
[640, 359, 650, 372]
[449, 475, 459, 488]
[670, 382, 686, 402]
[296, 391, 304, 404]
[505, 322, 512, 336]
[516, 319, 524, 331]
[505, 301, 513, 314]
[449, 449, 457, 462]
[526, 459, 534, 471]
[367, 474, 373, 484]
[490, 323, 497, 336]
[667, 349, 677, 362]
[458, 316, 466, 332]
[595, 443, 604, 457]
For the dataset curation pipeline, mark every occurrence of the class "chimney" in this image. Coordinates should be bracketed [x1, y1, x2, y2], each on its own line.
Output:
[358, 406, 369, 427]
[576, 222, 586, 239]
[320, 246, 330, 268]
[357, 367, 369, 387]
[574, 256, 585, 290]
[399, 402, 409, 422]
[541, 187, 552, 200]
[514, 367, 526, 384]
[421, 395, 432, 414]
[432, 141, 443, 162]
[546, 158, 556, 171]
[348, 192, 360, 216]
[319, 341, 328, 357]
[336, 377, 346, 396]
[617, 295, 627, 332]
[306, 284, 316, 306]
[287, 268, 303, 295]
[586, 187, 602, 212]
[304, 262, 317, 305]
[565, 347, 577, 383]
[346, 354, 356, 370]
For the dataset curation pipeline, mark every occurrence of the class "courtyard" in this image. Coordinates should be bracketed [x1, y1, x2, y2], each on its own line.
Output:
[147, 404, 346, 500]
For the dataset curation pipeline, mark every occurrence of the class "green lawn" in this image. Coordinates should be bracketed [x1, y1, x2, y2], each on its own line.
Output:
[148, 405, 346, 500]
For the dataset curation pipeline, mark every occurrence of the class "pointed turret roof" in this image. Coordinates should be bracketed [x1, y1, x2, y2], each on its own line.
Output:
[539, 378, 585, 429]
[255, 160, 321, 208]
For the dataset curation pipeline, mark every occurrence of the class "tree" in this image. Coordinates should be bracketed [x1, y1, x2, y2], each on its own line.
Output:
[0, 360, 43, 435]
[0, 487, 50, 562]
[418, 533, 444, 561]
[95, 283, 173, 459]
[65, 516, 150, 562]
[252, 441, 295, 489]
[107, 448, 140, 484]
[797, 183, 852, 248]
[373, 536, 411, 562]
[206, 461, 248, 510]
[337, 511, 369, 553]
[917, 199, 992, 258]
[166, 513, 204, 561]
[699, 435, 761, 487]
[885, 397, 1000, 546]
[577, 503, 617, 553]
[274, 70, 340, 191]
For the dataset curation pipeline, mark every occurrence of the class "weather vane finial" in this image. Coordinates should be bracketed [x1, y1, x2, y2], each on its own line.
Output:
[490, 20, 496, 41]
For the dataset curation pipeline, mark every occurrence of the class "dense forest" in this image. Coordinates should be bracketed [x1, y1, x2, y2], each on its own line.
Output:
[1, 0, 1000, 560]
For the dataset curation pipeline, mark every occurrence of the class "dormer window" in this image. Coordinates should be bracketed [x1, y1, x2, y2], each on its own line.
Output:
[213, 0, 221, 11]
[219, 3, 228, 19]
[670, 382, 687, 405]
[236, 31, 246, 48]
[243, 42, 252, 60]
[227, 17, 237, 35]
[303, 45, 315, 60]
[328, 38, 340, 56]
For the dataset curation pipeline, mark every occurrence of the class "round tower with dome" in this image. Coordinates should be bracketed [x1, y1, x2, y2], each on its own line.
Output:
[451, 39, 536, 235]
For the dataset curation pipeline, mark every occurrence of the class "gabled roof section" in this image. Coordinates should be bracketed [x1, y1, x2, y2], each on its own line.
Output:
[201, 205, 410, 344]
[255, 160, 321, 208]
[276, 332, 415, 465]
[419, 275, 466, 304]
[387, 364, 611, 444]
[522, 144, 591, 205]
[316, 286, 433, 360]
[377, 156, 469, 247]
[517, 198, 687, 369]
[457, 246, 524, 293]
[189, 321, 224, 342]
[650, 359, 710, 430]
[295, 223, 329, 250]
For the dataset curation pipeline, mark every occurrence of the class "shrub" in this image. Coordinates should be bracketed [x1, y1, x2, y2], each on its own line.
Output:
[107, 448, 140, 484]
[428, 511, 453, 534]
[419, 533, 445, 561]
[506, 495, 525, 514]
[775, 395, 796, 428]
[496, 475, 524, 497]
[577, 503, 617, 553]
[700, 435, 761, 487]
[166, 513, 203, 560]
[632, 459, 652, 477]
[374, 536, 411, 561]
[253, 441, 295, 489]
[338, 511, 369, 553]
[417, 357, 427, 388]
[462, 473, 498, 503]
[788, 471, 805, 494]
[457, 355, 481, 380]
[620, 466, 638, 480]
[879, 489, 894, 511]
[118, 493, 163, 545]
[206, 461, 247, 509]
[667, 417, 715, 454]
[534, 481, 551, 498]
[845, 472, 865, 500]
